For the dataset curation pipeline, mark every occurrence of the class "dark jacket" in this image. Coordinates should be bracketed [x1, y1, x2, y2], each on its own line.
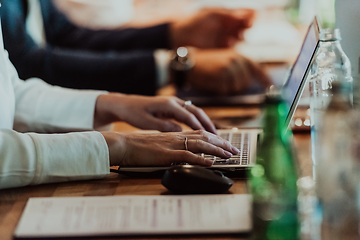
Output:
[1, 0, 172, 95]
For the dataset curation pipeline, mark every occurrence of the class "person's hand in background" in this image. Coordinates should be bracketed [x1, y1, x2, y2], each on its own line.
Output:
[170, 8, 255, 49]
[183, 48, 271, 95]
[94, 93, 217, 134]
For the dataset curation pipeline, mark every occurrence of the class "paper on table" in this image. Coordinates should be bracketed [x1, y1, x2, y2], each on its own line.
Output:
[14, 194, 251, 238]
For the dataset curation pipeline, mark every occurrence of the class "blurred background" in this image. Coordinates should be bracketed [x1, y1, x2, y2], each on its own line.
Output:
[53, 0, 316, 63]
[51, 0, 318, 130]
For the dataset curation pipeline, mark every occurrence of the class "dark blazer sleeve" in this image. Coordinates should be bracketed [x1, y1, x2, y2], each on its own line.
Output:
[41, 0, 172, 51]
[0, 0, 171, 95]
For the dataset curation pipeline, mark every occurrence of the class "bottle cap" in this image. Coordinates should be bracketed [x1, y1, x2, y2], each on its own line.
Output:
[265, 85, 283, 103]
[320, 28, 341, 41]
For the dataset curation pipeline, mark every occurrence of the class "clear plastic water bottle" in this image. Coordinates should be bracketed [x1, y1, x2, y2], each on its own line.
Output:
[309, 28, 353, 175]
[315, 81, 359, 240]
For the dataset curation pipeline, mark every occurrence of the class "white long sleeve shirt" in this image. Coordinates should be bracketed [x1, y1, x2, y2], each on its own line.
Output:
[0, 23, 110, 190]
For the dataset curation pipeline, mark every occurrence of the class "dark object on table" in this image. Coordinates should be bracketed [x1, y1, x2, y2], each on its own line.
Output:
[162, 165, 234, 194]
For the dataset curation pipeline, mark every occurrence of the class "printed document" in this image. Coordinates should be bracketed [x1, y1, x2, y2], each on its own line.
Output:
[15, 194, 251, 238]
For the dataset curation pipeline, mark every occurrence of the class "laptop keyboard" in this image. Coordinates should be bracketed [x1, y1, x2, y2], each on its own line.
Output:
[203, 132, 250, 165]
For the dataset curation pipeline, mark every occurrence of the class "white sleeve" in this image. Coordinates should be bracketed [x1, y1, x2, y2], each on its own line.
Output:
[6, 58, 107, 133]
[0, 52, 111, 190]
[0, 129, 109, 190]
[154, 49, 172, 88]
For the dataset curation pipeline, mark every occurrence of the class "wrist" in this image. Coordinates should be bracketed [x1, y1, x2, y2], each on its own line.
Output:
[101, 132, 126, 166]
[154, 49, 172, 88]
[94, 93, 126, 128]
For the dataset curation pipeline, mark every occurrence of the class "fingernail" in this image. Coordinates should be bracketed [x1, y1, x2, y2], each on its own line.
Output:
[231, 146, 240, 154]
[205, 159, 214, 166]
[224, 150, 233, 158]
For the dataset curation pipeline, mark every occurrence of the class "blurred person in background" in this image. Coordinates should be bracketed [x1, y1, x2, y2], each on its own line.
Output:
[0, 3, 241, 189]
[1, 0, 270, 96]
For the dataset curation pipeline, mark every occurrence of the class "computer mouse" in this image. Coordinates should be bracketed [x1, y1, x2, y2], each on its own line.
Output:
[161, 165, 234, 194]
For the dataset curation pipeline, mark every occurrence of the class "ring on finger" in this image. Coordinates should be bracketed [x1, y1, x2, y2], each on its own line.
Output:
[184, 137, 188, 151]
[183, 100, 192, 109]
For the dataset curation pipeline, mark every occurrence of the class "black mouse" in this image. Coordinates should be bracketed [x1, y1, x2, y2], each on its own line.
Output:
[161, 165, 234, 194]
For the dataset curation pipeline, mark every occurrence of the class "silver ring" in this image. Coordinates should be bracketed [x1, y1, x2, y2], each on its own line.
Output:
[184, 137, 188, 151]
[183, 100, 192, 109]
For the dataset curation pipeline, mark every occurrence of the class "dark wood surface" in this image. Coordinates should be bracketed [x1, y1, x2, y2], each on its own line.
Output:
[0, 107, 312, 240]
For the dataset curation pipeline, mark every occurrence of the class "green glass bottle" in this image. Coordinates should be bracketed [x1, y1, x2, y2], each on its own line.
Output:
[249, 92, 299, 240]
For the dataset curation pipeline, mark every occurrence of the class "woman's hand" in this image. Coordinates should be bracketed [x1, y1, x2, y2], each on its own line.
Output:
[101, 130, 239, 166]
[94, 93, 217, 134]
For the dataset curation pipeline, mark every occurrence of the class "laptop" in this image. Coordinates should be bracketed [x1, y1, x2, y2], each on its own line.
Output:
[114, 18, 320, 174]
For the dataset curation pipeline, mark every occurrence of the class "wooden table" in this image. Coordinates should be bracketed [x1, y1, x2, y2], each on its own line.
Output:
[0, 106, 312, 240]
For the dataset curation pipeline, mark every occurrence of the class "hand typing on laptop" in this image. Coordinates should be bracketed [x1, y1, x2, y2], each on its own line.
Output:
[94, 93, 238, 167]
[94, 93, 217, 134]
[103, 130, 239, 167]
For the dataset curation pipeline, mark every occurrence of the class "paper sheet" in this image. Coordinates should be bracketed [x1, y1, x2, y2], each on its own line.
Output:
[14, 194, 251, 238]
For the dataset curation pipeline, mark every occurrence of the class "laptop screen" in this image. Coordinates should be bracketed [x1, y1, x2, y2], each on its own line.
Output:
[282, 18, 320, 127]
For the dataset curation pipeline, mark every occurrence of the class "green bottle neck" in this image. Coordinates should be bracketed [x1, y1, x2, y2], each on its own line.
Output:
[262, 102, 286, 139]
